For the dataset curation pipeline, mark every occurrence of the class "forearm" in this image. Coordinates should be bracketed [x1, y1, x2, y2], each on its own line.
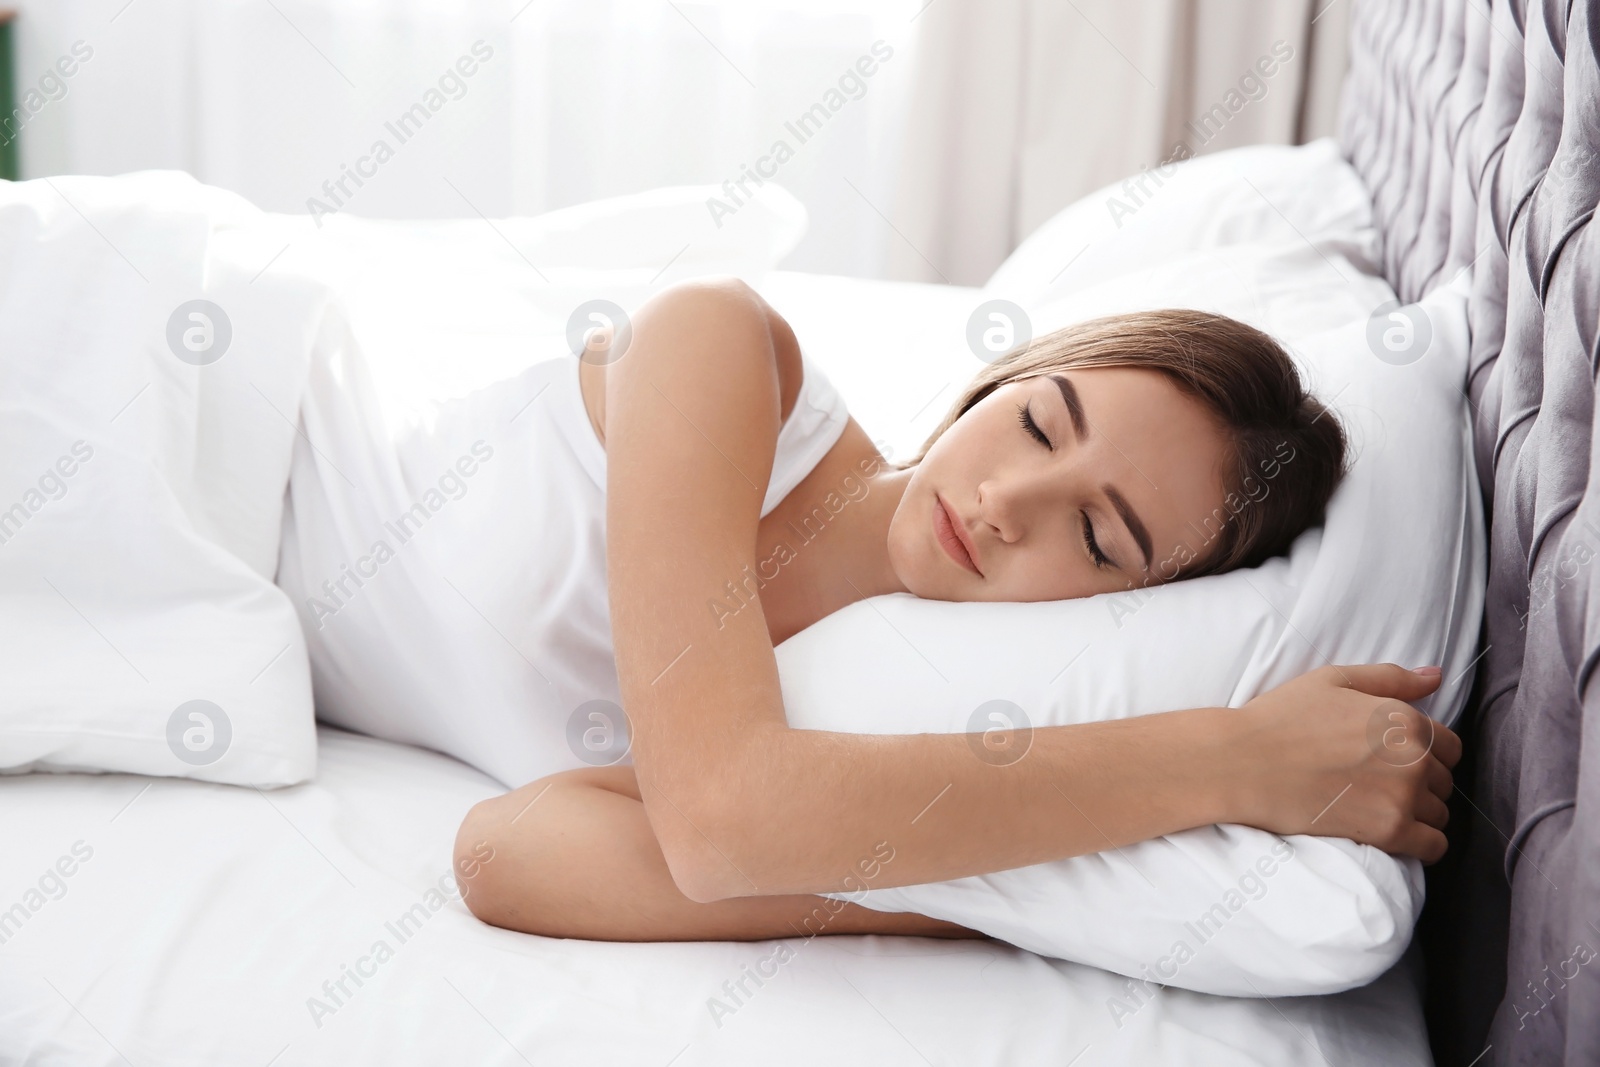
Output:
[455, 769, 984, 942]
[666, 708, 1242, 901]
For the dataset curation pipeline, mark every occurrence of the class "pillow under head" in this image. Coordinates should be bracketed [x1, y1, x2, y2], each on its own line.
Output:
[773, 143, 1484, 996]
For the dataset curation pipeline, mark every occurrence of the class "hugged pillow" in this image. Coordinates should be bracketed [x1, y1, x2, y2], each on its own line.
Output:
[773, 144, 1485, 996]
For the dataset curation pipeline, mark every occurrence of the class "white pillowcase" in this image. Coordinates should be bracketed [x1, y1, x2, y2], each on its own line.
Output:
[772, 146, 1485, 996]
[0, 172, 320, 786]
[985, 136, 1382, 309]
[0, 175, 807, 788]
[271, 183, 810, 434]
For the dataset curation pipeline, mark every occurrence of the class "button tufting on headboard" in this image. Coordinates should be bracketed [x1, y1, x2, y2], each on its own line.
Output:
[1338, 1, 1600, 1063]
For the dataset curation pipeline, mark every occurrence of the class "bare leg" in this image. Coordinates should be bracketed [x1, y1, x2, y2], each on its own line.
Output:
[455, 766, 986, 943]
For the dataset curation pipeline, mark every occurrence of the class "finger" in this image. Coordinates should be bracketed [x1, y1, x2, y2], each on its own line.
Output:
[1431, 721, 1463, 769]
[1333, 662, 1444, 700]
[1372, 701, 1438, 765]
[1395, 822, 1449, 865]
[1424, 756, 1454, 804]
[1415, 791, 1450, 831]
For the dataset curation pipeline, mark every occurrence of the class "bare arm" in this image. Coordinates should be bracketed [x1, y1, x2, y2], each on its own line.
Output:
[455, 766, 985, 942]
[604, 278, 1458, 904]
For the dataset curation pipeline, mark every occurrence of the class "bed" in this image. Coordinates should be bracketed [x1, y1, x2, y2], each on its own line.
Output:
[0, 0, 1588, 1062]
[0, 723, 1431, 1067]
[0, 250, 1443, 1067]
[0, 226, 1442, 1064]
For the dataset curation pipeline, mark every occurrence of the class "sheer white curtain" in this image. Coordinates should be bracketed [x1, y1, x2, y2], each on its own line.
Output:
[886, 0, 1351, 284]
[10, 0, 1347, 282]
[13, 0, 922, 276]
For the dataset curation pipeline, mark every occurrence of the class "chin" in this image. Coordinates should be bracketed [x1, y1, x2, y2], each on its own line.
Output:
[902, 552, 960, 602]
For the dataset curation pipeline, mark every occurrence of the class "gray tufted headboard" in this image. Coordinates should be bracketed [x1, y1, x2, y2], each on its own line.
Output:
[1337, 0, 1600, 1063]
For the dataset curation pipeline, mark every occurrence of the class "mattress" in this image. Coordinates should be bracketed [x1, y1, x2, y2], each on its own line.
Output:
[0, 724, 1430, 1066]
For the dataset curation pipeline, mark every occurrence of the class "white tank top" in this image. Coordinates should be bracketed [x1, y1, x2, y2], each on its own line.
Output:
[276, 338, 851, 786]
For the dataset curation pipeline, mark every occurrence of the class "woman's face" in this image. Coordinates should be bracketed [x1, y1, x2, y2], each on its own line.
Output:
[887, 366, 1233, 602]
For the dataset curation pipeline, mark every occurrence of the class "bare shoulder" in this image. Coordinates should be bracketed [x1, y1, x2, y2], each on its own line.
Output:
[578, 278, 803, 449]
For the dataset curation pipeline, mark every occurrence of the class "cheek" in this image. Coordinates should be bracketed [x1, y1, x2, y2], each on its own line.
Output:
[1001, 519, 1121, 602]
[886, 481, 929, 568]
[886, 478, 949, 596]
[1000, 545, 1064, 598]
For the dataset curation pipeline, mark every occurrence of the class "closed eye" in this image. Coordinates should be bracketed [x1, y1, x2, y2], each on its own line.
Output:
[1019, 400, 1114, 569]
[1015, 402, 1051, 449]
[1081, 510, 1110, 568]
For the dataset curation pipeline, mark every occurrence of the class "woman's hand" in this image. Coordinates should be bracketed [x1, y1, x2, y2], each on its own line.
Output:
[1228, 663, 1460, 863]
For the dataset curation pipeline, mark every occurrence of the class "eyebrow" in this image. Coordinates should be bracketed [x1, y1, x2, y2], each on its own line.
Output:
[1048, 375, 1089, 443]
[1047, 374, 1153, 572]
[1104, 486, 1154, 572]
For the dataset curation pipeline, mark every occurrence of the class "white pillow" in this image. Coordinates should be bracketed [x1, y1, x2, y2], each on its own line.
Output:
[984, 137, 1382, 308]
[271, 183, 810, 430]
[0, 175, 812, 788]
[0, 172, 320, 786]
[774, 255, 1484, 995]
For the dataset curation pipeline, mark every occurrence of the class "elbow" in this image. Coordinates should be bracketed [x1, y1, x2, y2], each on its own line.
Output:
[642, 727, 802, 903]
[657, 825, 757, 905]
[664, 853, 740, 906]
[649, 784, 770, 905]
[453, 798, 514, 926]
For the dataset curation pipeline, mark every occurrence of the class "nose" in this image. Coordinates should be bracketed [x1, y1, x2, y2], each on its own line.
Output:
[978, 464, 1069, 545]
[972, 473, 1036, 543]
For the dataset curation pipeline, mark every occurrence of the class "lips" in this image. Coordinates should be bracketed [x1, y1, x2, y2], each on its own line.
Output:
[934, 493, 983, 576]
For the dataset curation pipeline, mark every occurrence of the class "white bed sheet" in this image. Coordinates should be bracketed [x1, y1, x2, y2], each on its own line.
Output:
[0, 726, 1430, 1067]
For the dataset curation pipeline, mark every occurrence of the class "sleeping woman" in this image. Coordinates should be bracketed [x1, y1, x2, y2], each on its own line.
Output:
[446, 276, 1461, 944]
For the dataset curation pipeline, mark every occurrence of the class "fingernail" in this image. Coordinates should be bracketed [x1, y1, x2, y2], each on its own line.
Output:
[1412, 666, 1441, 676]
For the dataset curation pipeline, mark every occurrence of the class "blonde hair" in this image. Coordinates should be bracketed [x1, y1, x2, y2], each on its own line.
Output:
[895, 309, 1347, 580]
